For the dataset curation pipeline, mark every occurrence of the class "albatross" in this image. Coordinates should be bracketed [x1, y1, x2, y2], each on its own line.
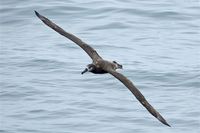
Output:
[35, 11, 170, 127]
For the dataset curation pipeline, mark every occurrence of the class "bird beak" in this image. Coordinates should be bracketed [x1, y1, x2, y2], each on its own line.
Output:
[81, 68, 88, 74]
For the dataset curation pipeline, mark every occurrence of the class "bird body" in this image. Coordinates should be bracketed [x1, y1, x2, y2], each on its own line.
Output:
[35, 11, 170, 127]
[83, 63, 108, 74]
[82, 59, 121, 74]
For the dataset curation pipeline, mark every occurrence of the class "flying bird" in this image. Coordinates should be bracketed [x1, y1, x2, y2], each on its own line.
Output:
[35, 11, 170, 127]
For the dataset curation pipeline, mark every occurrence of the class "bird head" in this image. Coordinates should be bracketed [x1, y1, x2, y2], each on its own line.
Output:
[81, 64, 95, 74]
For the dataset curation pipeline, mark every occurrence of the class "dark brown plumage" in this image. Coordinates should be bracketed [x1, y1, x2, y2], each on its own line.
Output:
[35, 11, 171, 127]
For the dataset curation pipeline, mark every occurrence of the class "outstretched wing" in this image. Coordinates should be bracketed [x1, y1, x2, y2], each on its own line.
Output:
[35, 11, 102, 62]
[107, 69, 170, 127]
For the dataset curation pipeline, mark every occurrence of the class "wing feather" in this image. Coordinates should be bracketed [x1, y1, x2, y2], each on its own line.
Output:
[35, 11, 102, 62]
[107, 70, 170, 127]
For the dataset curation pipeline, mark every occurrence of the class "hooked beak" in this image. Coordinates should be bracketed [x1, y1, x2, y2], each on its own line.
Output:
[81, 68, 88, 74]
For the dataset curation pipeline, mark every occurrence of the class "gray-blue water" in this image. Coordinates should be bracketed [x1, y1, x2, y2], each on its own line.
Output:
[0, 0, 200, 133]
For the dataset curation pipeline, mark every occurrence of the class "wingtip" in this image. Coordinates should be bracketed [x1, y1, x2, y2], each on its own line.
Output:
[34, 10, 40, 17]
[162, 120, 171, 127]
[157, 114, 171, 127]
[166, 123, 171, 127]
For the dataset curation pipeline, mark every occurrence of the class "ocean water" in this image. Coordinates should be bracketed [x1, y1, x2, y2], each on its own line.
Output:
[0, 0, 200, 133]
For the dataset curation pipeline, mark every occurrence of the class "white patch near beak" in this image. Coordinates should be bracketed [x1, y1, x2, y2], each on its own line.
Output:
[88, 67, 94, 72]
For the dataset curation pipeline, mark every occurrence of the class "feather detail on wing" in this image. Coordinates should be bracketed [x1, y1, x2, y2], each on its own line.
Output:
[35, 11, 102, 62]
[107, 69, 170, 127]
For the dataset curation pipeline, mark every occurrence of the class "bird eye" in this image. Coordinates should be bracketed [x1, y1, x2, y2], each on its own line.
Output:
[113, 61, 117, 63]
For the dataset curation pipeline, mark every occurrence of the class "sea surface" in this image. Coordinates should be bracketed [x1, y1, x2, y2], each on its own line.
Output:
[0, 0, 200, 133]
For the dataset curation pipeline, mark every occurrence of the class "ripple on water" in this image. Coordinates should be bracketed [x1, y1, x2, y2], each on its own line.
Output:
[1, 0, 200, 133]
